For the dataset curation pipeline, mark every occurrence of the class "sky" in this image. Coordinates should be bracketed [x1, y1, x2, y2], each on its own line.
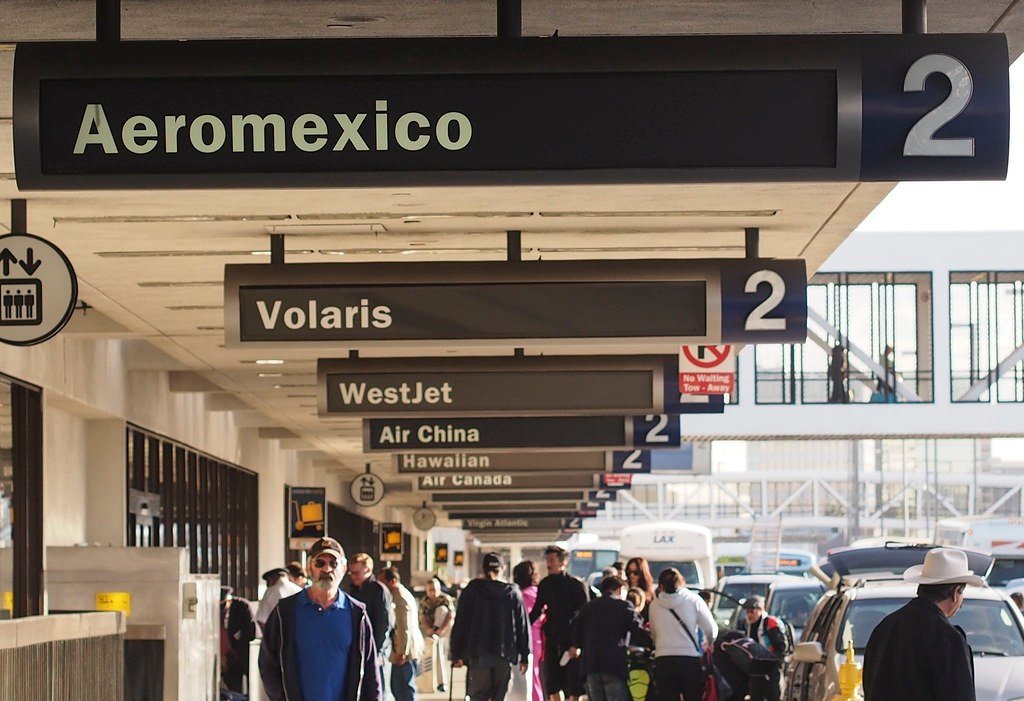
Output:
[859, 58, 1024, 233]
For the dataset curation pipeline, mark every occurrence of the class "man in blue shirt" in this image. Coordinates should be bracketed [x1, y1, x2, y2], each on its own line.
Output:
[260, 537, 382, 701]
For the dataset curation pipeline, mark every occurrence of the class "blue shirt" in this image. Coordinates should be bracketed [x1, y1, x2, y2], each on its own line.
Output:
[294, 589, 353, 701]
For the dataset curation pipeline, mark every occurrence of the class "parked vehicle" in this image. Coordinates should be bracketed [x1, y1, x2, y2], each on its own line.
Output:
[721, 577, 824, 640]
[569, 543, 620, 580]
[763, 579, 826, 642]
[711, 573, 801, 628]
[935, 516, 1024, 587]
[785, 544, 1021, 701]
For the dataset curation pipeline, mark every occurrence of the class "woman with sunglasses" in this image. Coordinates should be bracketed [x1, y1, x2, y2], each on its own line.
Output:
[624, 558, 655, 620]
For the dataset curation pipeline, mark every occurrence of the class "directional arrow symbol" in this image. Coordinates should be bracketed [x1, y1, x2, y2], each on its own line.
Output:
[18, 248, 41, 276]
[0, 248, 17, 276]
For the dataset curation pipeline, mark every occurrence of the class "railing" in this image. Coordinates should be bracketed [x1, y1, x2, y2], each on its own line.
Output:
[0, 612, 124, 700]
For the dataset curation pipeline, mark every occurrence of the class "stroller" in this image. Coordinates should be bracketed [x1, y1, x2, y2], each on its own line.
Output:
[627, 645, 655, 701]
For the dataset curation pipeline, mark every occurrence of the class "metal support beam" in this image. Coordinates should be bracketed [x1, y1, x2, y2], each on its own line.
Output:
[497, 0, 522, 39]
[958, 341, 1024, 401]
[10, 199, 26, 234]
[745, 227, 759, 259]
[902, 0, 927, 34]
[97, 0, 121, 43]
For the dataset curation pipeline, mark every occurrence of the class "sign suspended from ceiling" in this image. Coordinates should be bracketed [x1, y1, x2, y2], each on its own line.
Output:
[13, 34, 1008, 190]
[225, 258, 808, 348]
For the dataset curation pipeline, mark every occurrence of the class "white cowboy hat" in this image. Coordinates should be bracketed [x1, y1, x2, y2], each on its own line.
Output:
[903, 548, 985, 587]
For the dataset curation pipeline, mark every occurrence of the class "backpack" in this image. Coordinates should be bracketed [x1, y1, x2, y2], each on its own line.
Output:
[760, 615, 795, 658]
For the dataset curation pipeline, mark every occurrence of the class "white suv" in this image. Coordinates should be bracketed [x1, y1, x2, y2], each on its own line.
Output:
[786, 545, 1024, 701]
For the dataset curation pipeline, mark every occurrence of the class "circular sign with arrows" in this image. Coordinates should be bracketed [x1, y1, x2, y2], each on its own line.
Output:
[350, 472, 385, 507]
[0, 233, 77, 346]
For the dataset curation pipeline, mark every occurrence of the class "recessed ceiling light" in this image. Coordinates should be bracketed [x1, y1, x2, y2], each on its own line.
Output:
[255, 359, 285, 365]
[258, 373, 284, 378]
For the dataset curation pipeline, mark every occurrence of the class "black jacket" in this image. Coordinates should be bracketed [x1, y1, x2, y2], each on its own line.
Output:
[450, 577, 531, 666]
[863, 596, 975, 701]
[258, 590, 381, 701]
[346, 576, 392, 655]
[571, 596, 651, 679]
[222, 596, 258, 675]
[530, 571, 590, 647]
[742, 614, 788, 661]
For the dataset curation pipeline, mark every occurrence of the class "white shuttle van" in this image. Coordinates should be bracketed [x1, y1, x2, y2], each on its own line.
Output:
[619, 521, 716, 590]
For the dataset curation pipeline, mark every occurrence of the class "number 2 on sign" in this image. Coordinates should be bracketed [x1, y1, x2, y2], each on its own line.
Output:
[744, 270, 786, 331]
[620, 450, 645, 470]
[644, 414, 669, 443]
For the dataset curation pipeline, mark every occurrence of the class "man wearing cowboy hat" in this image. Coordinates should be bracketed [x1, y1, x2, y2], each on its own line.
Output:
[863, 548, 982, 701]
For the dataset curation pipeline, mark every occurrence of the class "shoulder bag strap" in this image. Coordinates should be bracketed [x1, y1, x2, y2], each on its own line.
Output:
[667, 606, 701, 651]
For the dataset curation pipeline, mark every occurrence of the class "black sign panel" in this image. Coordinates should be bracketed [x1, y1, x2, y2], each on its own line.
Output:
[464, 517, 566, 531]
[417, 473, 596, 491]
[448, 511, 583, 521]
[396, 451, 606, 473]
[14, 35, 1007, 189]
[364, 414, 680, 453]
[225, 259, 806, 347]
[319, 355, 663, 417]
[430, 491, 587, 503]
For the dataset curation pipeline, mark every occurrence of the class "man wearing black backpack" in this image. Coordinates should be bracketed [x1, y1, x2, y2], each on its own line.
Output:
[740, 596, 788, 701]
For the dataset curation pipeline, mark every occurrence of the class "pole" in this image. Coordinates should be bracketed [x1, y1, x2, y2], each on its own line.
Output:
[497, 0, 522, 38]
[270, 233, 285, 265]
[96, 0, 121, 43]
[507, 230, 522, 263]
[902, 0, 927, 34]
[10, 200, 26, 234]
[745, 227, 760, 260]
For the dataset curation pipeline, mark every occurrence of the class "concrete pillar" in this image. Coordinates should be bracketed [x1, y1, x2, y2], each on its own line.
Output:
[85, 419, 127, 546]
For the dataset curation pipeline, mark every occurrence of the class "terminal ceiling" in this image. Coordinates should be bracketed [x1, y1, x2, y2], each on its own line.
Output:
[0, 0, 1021, 514]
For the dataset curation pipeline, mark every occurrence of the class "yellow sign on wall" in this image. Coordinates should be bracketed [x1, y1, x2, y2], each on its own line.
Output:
[380, 522, 403, 560]
[2, 590, 12, 613]
[95, 591, 131, 617]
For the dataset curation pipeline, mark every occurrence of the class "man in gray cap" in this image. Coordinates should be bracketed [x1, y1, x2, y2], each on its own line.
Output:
[864, 548, 982, 701]
[740, 595, 788, 701]
[450, 552, 531, 701]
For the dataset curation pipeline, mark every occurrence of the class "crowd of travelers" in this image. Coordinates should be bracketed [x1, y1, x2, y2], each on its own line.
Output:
[226, 537, 800, 701]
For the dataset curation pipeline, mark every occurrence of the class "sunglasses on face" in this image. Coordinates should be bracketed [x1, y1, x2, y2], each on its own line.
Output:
[314, 558, 339, 569]
[627, 570, 640, 575]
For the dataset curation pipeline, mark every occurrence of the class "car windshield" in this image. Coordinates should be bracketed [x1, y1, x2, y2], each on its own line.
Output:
[989, 559, 1024, 587]
[837, 598, 1024, 657]
[769, 586, 824, 629]
[648, 560, 700, 588]
[715, 581, 770, 615]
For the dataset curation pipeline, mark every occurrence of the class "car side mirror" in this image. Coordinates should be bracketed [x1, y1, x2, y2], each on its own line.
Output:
[792, 641, 826, 664]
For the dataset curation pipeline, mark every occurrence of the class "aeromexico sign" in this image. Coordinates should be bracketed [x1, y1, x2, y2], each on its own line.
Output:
[13, 34, 1009, 189]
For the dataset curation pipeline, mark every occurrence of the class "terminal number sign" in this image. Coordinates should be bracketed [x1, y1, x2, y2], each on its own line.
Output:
[226, 258, 808, 348]
[14, 34, 1008, 188]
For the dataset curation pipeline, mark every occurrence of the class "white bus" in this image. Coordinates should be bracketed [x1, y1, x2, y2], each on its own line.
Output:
[935, 516, 1024, 587]
[619, 521, 716, 590]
